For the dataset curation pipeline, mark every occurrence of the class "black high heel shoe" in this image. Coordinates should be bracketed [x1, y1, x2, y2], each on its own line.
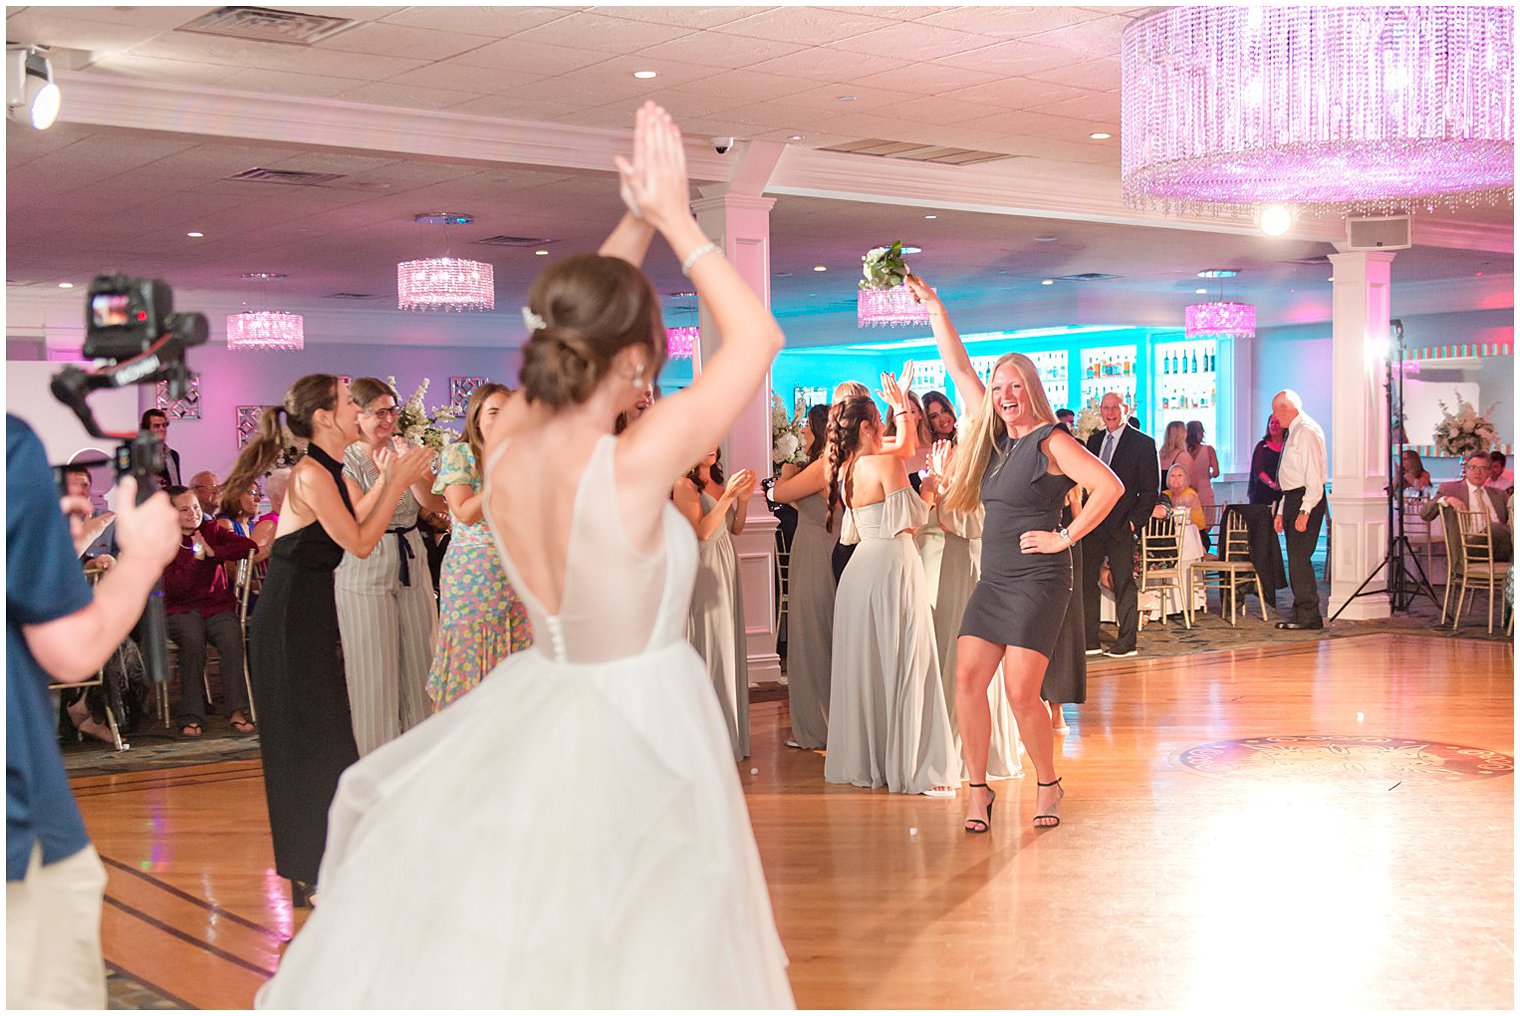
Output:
[1034, 777, 1064, 829]
[964, 782, 996, 834]
[290, 880, 317, 908]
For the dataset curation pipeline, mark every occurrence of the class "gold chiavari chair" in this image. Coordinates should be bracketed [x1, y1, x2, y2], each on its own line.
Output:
[1449, 507, 1510, 635]
[50, 567, 127, 751]
[1188, 506, 1268, 626]
[1137, 513, 1190, 627]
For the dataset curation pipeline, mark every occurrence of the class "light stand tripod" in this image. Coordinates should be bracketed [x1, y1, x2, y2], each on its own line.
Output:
[1330, 320, 1441, 620]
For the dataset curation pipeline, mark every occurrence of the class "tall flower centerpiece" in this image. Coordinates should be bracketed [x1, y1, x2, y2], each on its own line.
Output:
[1071, 405, 1104, 443]
[858, 242, 929, 327]
[388, 376, 463, 454]
[770, 393, 807, 467]
[1432, 392, 1499, 458]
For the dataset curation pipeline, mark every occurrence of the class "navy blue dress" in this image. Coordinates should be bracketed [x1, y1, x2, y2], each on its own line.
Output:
[959, 423, 1076, 658]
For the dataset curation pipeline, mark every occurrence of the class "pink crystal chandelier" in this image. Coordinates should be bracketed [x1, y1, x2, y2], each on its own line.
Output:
[666, 325, 698, 359]
[226, 310, 304, 351]
[1186, 302, 1256, 341]
[397, 257, 494, 312]
[227, 273, 302, 350]
[1121, 6, 1515, 215]
[858, 285, 930, 328]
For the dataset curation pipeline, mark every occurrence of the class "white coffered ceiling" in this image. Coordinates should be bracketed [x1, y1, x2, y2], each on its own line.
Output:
[5, 4, 1513, 347]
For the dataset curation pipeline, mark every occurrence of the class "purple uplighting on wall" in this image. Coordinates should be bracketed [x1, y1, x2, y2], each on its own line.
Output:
[1122, 6, 1515, 214]
[1185, 301, 1256, 341]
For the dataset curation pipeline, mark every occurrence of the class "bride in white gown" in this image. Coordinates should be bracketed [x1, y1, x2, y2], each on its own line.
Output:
[257, 103, 794, 1009]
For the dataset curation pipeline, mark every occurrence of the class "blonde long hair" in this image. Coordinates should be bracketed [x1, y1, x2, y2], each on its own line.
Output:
[941, 353, 1057, 514]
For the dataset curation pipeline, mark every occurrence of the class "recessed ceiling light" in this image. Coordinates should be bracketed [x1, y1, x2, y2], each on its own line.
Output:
[900, 246, 923, 255]
[1041, 279, 1054, 286]
[632, 70, 658, 79]
[924, 214, 938, 220]
[789, 134, 803, 141]
[1088, 131, 1112, 140]
[1195, 288, 1208, 294]
[1258, 203, 1293, 236]
[186, 231, 205, 238]
[57, 282, 73, 288]
[534, 250, 549, 256]
[1196, 268, 1239, 278]
[813, 265, 828, 272]
[836, 95, 857, 102]
[1034, 235, 1058, 242]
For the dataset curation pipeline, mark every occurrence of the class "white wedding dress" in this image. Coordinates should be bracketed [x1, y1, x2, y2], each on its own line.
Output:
[257, 435, 794, 1009]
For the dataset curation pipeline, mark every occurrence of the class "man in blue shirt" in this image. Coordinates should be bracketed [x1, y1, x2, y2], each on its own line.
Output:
[7, 415, 178, 1008]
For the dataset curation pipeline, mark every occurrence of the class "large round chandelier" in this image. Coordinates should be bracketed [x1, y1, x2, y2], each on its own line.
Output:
[1121, 6, 1515, 215]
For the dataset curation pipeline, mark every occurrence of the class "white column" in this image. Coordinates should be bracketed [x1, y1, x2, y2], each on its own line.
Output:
[691, 193, 781, 687]
[1326, 250, 1396, 619]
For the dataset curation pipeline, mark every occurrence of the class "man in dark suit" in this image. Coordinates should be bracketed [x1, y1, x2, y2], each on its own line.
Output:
[1082, 392, 1159, 658]
[1421, 451, 1511, 561]
[141, 410, 182, 490]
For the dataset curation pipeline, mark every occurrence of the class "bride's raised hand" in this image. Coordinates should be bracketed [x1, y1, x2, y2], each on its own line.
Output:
[904, 274, 942, 312]
[613, 102, 690, 232]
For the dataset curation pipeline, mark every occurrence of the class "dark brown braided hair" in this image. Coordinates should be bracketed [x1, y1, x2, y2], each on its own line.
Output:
[824, 395, 880, 533]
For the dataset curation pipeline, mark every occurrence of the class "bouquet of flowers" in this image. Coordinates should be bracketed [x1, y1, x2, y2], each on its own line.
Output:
[1432, 392, 1499, 458]
[1071, 404, 1104, 442]
[389, 376, 463, 454]
[771, 393, 807, 466]
[859, 241, 911, 291]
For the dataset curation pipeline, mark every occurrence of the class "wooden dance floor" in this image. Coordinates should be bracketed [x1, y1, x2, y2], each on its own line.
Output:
[76, 633, 1513, 1009]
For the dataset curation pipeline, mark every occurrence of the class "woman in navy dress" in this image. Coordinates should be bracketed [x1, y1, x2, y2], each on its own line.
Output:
[907, 275, 1123, 834]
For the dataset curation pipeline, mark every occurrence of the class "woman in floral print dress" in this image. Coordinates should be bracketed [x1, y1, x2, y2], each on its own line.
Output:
[426, 383, 533, 708]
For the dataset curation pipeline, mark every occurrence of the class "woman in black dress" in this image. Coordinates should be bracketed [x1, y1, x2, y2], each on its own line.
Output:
[223, 375, 432, 906]
[1247, 414, 1286, 506]
[907, 275, 1123, 834]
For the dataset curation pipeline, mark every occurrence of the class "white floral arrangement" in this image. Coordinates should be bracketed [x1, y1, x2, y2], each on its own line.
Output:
[770, 393, 807, 466]
[388, 376, 462, 454]
[859, 241, 910, 291]
[1071, 405, 1104, 442]
[1433, 392, 1499, 458]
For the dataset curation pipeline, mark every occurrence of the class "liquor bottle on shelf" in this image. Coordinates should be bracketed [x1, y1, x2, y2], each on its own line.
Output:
[1190, 350, 1198, 373]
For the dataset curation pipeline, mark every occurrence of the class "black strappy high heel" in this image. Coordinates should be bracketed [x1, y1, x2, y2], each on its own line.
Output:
[291, 880, 317, 908]
[1034, 777, 1064, 829]
[964, 783, 996, 834]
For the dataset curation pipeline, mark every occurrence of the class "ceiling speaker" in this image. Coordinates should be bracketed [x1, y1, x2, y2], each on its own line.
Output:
[1345, 215, 1412, 252]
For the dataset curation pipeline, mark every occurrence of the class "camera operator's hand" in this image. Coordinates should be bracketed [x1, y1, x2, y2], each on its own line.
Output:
[111, 477, 179, 570]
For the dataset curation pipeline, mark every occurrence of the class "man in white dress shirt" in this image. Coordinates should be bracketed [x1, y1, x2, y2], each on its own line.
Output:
[1421, 452, 1511, 562]
[1487, 451, 1514, 492]
[1271, 390, 1328, 630]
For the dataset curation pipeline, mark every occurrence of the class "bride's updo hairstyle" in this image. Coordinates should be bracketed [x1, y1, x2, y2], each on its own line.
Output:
[519, 254, 666, 409]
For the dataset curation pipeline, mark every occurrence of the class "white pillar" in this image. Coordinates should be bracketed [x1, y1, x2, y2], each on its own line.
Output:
[1326, 250, 1396, 619]
[691, 193, 781, 687]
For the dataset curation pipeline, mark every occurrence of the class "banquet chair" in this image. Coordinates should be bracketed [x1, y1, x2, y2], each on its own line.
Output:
[234, 557, 259, 723]
[1137, 514, 1190, 627]
[1448, 508, 1510, 635]
[51, 569, 127, 751]
[1188, 506, 1268, 626]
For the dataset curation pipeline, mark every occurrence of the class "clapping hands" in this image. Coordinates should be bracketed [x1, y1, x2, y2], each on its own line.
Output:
[725, 468, 758, 501]
[614, 102, 690, 230]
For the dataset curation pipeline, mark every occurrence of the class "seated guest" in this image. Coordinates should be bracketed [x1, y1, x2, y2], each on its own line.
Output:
[189, 470, 222, 518]
[1488, 450, 1514, 491]
[164, 486, 258, 736]
[1399, 449, 1434, 498]
[1422, 452, 1511, 562]
[217, 480, 273, 566]
[142, 409, 182, 488]
[1055, 407, 1075, 432]
[62, 464, 117, 569]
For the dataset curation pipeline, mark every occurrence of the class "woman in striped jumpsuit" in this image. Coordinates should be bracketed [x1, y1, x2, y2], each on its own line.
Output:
[335, 377, 447, 755]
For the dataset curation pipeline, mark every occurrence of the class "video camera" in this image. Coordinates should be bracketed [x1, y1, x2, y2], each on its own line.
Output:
[50, 274, 209, 688]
